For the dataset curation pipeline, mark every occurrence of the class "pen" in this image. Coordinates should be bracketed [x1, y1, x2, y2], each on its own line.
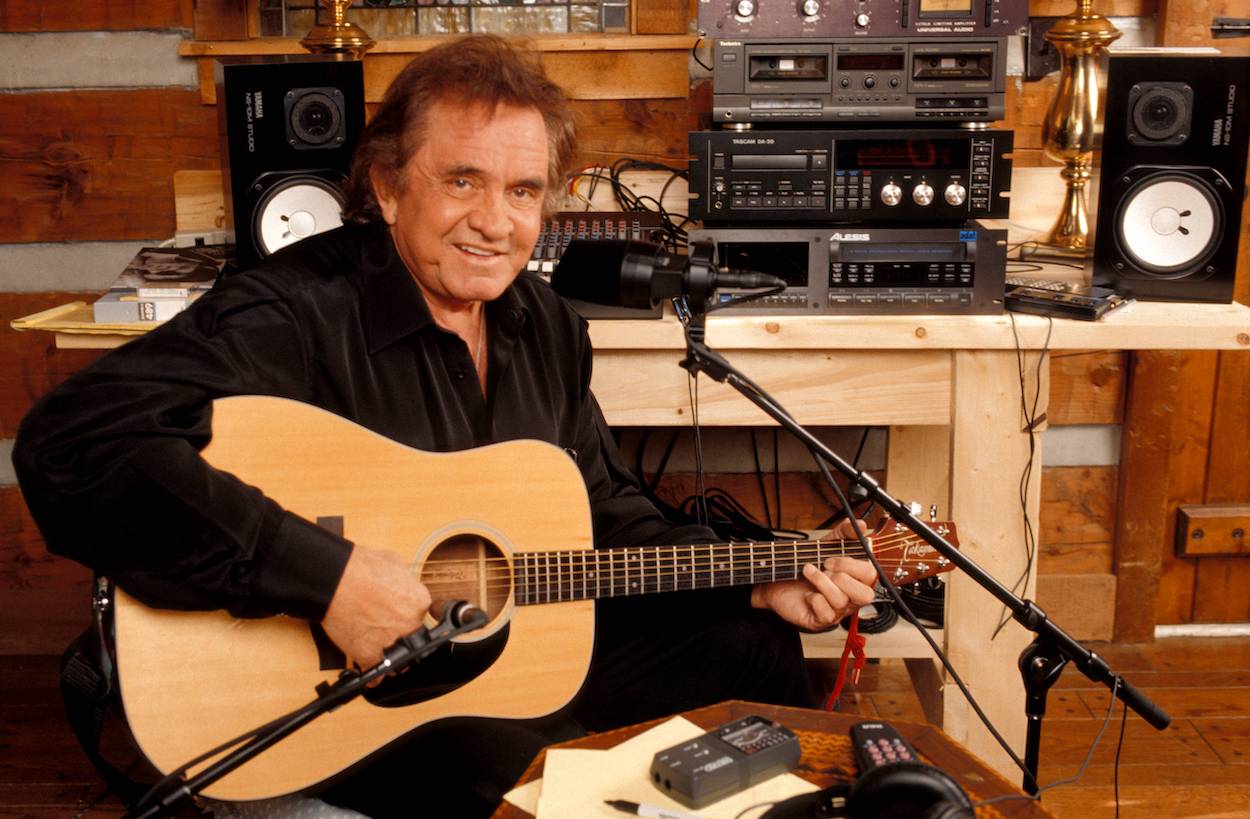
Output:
[605, 798, 706, 819]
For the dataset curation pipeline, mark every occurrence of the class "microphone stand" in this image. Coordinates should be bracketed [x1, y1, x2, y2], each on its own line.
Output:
[673, 294, 1170, 795]
[126, 602, 489, 819]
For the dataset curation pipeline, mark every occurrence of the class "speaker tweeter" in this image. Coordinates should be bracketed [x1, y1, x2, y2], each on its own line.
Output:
[1126, 82, 1192, 146]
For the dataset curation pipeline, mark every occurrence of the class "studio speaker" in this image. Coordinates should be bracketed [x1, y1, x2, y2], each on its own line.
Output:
[1093, 51, 1250, 302]
[215, 56, 365, 270]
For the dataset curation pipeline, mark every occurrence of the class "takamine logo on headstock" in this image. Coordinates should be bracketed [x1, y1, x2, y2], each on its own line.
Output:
[873, 520, 959, 586]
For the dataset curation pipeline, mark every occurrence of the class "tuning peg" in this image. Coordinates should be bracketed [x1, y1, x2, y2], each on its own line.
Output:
[929, 504, 938, 522]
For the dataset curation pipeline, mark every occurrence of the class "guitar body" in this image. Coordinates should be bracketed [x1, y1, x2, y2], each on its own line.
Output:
[112, 395, 596, 800]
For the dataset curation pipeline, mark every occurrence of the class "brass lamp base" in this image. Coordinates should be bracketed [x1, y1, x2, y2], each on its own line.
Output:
[1041, 160, 1093, 251]
[1037, 0, 1121, 253]
[300, 1, 375, 59]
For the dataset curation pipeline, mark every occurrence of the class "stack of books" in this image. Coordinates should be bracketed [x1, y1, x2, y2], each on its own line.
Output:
[92, 246, 229, 323]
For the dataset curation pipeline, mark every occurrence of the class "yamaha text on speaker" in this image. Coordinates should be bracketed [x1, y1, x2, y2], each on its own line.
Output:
[713, 38, 1007, 124]
[216, 56, 365, 270]
[1093, 50, 1249, 302]
[690, 128, 1012, 223]
[688, 222, 1006, 314]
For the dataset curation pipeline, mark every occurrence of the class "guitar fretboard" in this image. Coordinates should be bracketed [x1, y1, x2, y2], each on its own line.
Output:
[514, 540, 867, 605]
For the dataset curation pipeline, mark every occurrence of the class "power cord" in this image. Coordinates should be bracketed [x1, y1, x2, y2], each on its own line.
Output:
[991, 312, 1053, 640]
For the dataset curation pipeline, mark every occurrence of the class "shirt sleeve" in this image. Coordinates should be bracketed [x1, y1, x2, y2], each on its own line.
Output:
[12, 275, 352, 620]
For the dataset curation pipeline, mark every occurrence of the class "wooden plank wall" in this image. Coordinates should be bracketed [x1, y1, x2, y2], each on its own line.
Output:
[1110, 0, 1250, 638]
[1, 0, 1239, 659]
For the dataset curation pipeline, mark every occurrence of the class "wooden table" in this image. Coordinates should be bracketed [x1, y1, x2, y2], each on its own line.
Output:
[15, 299, 1250, 778]
[491, 699, 1055, 818]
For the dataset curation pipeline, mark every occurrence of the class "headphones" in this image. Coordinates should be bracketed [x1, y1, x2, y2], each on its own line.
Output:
[760, 761, 975, 819]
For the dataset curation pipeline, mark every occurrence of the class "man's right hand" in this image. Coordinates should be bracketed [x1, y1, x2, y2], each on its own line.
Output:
[322, 545, 432, 671]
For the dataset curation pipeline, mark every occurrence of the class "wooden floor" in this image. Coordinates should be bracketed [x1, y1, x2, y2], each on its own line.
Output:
[3, 637, 1249, 817]
[810, 635, 1250, 818]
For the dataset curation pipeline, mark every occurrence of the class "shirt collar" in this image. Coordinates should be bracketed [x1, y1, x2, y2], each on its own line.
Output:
[359, 223, 531, 354]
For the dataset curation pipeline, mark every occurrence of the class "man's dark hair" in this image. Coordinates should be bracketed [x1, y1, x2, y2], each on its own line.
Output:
[341, 34, 577, 222]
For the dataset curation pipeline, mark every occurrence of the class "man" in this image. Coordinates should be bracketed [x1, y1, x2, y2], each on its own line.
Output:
[15, 35, 876, 817]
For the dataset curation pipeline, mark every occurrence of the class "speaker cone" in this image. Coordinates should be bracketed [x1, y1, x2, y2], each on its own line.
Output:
[1113, 172, 1222, 277]
[252, 175, 345, 258]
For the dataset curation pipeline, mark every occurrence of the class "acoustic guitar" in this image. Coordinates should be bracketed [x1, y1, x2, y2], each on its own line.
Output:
[112, 395, 958, 800]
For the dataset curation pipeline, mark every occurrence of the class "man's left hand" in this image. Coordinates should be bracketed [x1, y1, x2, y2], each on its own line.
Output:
[750, 520, 878, 631]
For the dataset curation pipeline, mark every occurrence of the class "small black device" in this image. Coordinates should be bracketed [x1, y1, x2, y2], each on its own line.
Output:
[1005, 277, 1132, 321]
[649, 715, 801, 809]
[689, 128, 1012, 223]
[688, 223, 1007, 314]
[215, 55, 365, 270]
[697, 0, 1027, 39]
[713, 38, 1007, 124]
[850, 720, 921, 770]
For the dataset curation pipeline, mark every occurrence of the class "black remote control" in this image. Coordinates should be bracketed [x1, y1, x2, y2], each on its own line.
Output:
[850, 720, 920, 772]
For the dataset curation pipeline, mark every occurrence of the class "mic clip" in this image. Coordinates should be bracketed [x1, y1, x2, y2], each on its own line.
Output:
[316, 601, 488, 697]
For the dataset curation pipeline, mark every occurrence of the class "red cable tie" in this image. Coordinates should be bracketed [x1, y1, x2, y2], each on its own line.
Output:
[823, 610, 869, 710]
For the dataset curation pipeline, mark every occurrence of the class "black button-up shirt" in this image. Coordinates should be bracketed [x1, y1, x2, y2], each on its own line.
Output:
[14, 223, 717, 621]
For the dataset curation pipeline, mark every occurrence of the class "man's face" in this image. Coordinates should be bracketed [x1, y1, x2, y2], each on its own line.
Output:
[372, 99, 550, 314]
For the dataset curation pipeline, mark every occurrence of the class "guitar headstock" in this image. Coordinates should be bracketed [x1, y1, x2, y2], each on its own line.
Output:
[869, 519, 959, 586]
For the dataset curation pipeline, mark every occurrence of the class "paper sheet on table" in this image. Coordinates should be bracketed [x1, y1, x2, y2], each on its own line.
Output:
[503, 716, 704, 815]
[505, 716, 818, 819]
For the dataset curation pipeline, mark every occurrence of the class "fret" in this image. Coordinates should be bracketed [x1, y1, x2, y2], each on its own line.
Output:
[555, 551, 564, 602]
[711, 542, 727, 588]
[688, 544, 696, 590]
[668, 545, 678, 594]
[542, 550, 552, 602]
[595, 549, 603, 599]
[517, 553, 527, 606]
[579, 550, 588, 601]
[610, 548, 621, 597]
[770, 541, 777, 583]
[628, 547, 641, 595]
[561, 551, 570, 601]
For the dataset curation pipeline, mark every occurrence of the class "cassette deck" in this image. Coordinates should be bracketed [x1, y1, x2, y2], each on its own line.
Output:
[713, 38, 1006, 124]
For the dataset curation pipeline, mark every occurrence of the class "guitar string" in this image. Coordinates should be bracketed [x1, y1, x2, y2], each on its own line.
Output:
[414, 535, 921, 576]
[413, 530, 926, 566]
[417, 534, 941, 595]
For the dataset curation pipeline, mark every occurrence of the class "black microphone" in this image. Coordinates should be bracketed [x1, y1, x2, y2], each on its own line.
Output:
[446, 600, 489, 630]
[550, 239, 785, 310]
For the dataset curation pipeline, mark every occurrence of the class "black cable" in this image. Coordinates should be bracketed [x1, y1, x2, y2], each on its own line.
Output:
[992, 312, 1052, 640]
[772, 427, 782, 531]
[691, 32, 713, 72]
[842, 601, 897, 634]
[750, 430, 774, 529]
[1114, 699, 1128, 818]
[973, 676, 1123, 809]
[896, 577, 945, 627]
[687, 373, 708, 527]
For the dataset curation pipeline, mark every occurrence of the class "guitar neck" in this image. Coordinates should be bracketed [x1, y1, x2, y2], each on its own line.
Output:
[514, 539, 868, 605]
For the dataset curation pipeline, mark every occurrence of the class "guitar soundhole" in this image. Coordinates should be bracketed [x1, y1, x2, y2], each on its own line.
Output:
[420, 532, 511, 623]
